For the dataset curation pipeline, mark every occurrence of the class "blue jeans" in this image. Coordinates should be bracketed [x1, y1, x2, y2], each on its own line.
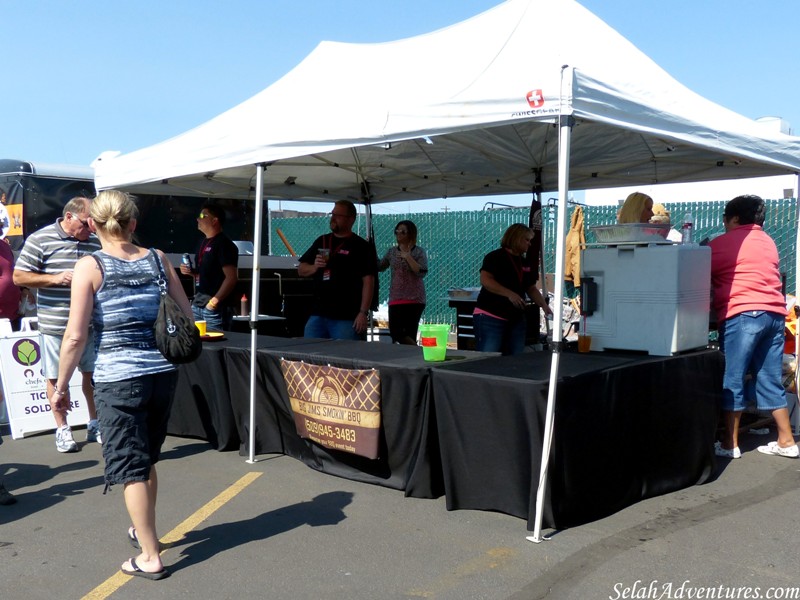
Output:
[474, 313, 526, 355]
[192, 305, 230, 332]
[719, 310, 787, 412]
[304, 315, 364, 340]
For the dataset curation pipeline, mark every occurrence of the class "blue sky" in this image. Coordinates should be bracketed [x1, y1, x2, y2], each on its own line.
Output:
[2, 0, 797, 212]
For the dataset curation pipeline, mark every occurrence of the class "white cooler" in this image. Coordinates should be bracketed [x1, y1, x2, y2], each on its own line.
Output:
[580, 244, 711, 356]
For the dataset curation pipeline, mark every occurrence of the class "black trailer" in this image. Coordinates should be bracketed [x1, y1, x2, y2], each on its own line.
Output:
[1, 158, 312, 334]
[0, 158, 268, 253]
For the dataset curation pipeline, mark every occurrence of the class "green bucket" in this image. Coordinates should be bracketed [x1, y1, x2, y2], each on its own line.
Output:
[419, 324, 449, 361]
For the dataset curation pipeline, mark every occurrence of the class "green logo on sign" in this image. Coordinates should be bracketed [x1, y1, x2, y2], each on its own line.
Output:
[14, 339, 39, 366]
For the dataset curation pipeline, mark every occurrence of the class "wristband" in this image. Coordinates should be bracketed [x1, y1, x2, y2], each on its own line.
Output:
[53, 389, 67, 397]
[360, 310, 369, 316]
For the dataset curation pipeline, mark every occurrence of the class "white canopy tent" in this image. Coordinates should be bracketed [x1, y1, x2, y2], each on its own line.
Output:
[95, 0, 800, 540]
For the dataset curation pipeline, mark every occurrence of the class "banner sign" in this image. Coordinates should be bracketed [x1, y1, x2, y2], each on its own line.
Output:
[0, 185, 23, 239]
[0, 331, 89, 439]
[281, 359, 381, 459]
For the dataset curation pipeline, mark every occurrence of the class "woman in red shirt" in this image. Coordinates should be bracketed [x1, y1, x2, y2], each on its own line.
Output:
[710, 195, 797, 459]
[0, 240, 21, 329]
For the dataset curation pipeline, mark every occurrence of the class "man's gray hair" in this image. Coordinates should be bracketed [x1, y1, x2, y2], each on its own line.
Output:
[62, 196, 90, 218]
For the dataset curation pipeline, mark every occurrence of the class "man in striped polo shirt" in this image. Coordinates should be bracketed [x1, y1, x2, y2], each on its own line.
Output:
[13, 197, 101, 453]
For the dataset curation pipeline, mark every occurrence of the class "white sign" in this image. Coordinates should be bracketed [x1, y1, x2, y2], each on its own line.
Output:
[0, 331, 89, 439]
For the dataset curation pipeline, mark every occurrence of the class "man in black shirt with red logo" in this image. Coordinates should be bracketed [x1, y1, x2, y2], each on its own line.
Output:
[180, 204, 238, 331]
[298, 200, 376, 340]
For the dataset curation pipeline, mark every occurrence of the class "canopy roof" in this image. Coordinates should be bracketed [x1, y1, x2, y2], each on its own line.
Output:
[94, 0, 800, 202]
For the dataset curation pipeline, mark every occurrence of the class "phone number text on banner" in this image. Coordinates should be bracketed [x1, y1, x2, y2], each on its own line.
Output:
[281, 359, 381, 459]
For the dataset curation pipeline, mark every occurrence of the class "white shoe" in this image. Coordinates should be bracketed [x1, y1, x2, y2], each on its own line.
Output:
[714, 441, 741, 459]
[55, 425, 78, 453]
[757, 441, 799, 458]
[86, 420, 102, 444]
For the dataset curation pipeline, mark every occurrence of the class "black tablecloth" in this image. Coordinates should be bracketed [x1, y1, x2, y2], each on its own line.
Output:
[430, 349, 723, 529]
[172, 334, 722, 529]
[227, 339, 491, 498]
[170, 332, 318, 450]
[173, 332, 490, 497]
[170, 336, 238, 450]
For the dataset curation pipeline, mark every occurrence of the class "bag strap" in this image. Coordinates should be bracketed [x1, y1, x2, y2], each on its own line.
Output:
[149, 248, 168, 298]
[90, 252, 105, 277]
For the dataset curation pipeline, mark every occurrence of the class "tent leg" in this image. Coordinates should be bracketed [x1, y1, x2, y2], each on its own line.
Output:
[529, 190, 550, 340]
[539, 240, 550, 340]
[528, 99, 574, 542]
[526, 351, 562, 543]
[246, 164, 266, 464]
[794, 174, 800, 433]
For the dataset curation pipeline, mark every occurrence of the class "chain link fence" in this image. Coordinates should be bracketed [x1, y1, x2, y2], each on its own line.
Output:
[272, 198, 798, 326]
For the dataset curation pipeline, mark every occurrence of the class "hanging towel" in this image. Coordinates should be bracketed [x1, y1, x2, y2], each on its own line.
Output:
[564, 206, 585, 287]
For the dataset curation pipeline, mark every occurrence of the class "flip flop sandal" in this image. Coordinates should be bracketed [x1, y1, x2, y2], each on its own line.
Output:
[121, 557, 169, 581]
[128, 527, 165, 551]
[128, 527, 141, 550]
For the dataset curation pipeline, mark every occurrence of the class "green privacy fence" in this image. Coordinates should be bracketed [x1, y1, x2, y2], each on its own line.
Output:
[271, 198, 798, 326]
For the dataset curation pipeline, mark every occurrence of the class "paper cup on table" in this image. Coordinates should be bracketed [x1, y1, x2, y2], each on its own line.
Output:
[195, 320, 207, 336]
[419, 324, 449, 361]
[577, 334, 592, 353]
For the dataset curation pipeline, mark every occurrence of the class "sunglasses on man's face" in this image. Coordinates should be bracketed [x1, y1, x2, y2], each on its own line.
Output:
[69, 213, 89, 228]
[198, 212, 212, 219]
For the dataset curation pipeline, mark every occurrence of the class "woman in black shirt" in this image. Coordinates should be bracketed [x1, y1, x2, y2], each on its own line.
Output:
[473, 224, 552, 355]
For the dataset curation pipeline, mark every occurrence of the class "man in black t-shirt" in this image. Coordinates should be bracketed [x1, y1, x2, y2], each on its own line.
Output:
[298, 200, 376, 340]
[180, 204, 238, 331]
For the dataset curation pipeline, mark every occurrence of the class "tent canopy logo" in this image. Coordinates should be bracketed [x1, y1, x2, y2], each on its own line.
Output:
[526, 89, 544, 108]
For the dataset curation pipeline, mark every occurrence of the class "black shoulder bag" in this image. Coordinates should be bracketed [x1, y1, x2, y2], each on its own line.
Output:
[151, 249, 202, 364]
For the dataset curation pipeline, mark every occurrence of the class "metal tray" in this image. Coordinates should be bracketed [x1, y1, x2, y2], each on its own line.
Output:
[447, 287, 480, 300]
[590, 223, 671, 244]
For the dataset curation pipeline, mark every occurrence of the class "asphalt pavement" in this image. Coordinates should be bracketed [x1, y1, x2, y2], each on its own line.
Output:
[1, 423, 799, 600]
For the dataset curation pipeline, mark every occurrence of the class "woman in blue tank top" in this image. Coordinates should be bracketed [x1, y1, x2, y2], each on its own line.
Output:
[55, 190, 193, 580]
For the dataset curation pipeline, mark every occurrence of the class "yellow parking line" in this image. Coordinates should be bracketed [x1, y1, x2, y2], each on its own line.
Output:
[407, 547, 517, 598]
[81, 471, 262, 599]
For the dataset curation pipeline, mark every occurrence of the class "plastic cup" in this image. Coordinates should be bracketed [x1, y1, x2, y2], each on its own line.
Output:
[318, 248, 330, 264]
[419, 324, 450, 361]
[577, 334, 592, 353]
[195, 320, 207, 336]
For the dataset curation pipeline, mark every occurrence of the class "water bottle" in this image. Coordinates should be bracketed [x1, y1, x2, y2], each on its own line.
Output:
[240, 294, 249, 316]
[681, 212, 693, 244]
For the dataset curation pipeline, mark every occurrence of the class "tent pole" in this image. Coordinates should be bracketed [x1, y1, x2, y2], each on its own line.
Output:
[528, 69, 574, 543]
[795, 172, 799, 306]
[533, 195, 550, 340]
[794, 174, 800, 424]
[246, 164, 266, 464]
[267, 203, 272, 256]
[528, 176, 548, 339]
